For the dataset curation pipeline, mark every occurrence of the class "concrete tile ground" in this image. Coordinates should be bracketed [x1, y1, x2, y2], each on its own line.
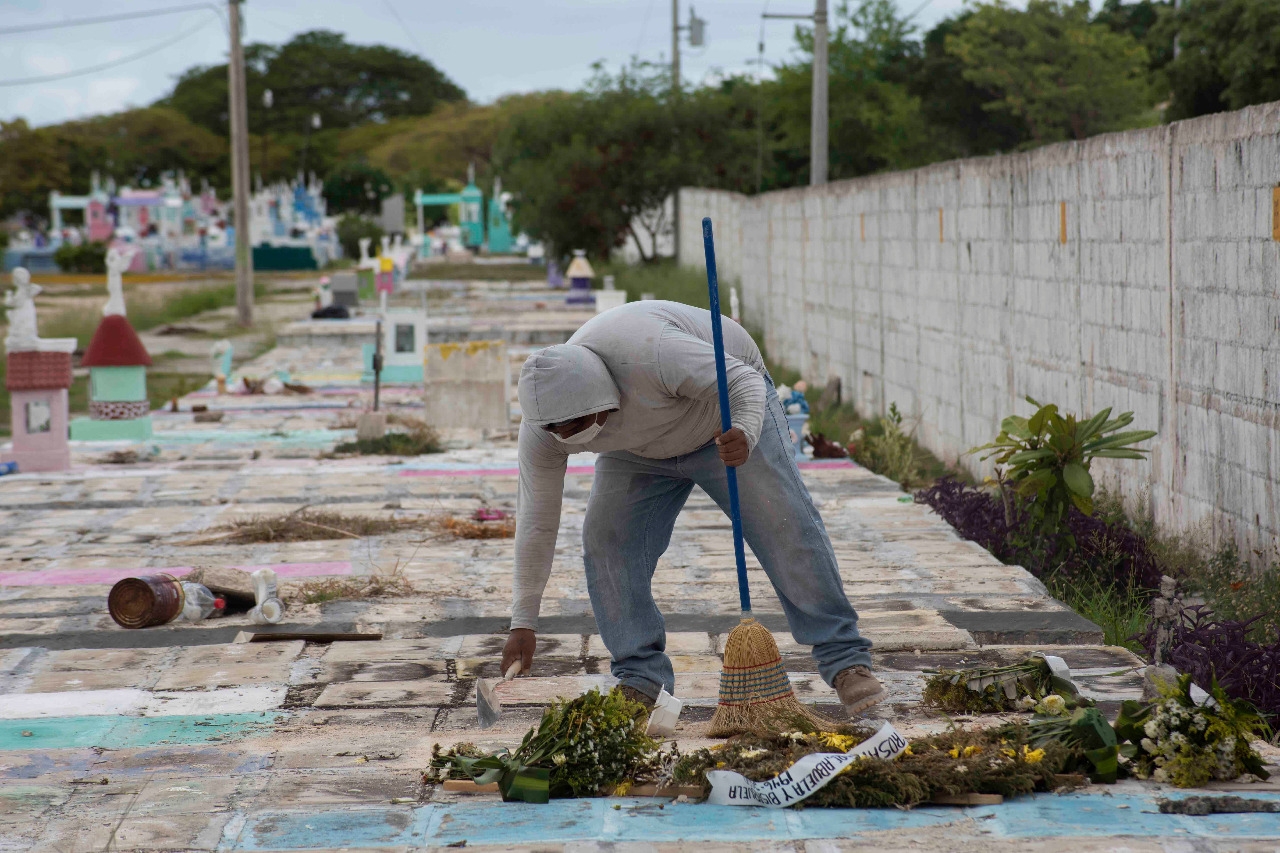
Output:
[2, 279, 1278, 851]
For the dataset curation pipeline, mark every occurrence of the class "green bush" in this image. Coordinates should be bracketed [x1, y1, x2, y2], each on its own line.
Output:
[53, 241, 108, 273]
[336, 215, 384, 261]
[851, 403, 926, 489]
[971, 398, 1156, 542]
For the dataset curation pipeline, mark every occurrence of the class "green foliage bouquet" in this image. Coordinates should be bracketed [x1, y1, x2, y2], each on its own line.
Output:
[427, 688, 658, 803]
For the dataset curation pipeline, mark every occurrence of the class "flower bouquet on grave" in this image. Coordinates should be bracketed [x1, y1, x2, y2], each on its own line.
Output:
[1018, 707, 1122, 783]
[922, 655, 1091, 714]
[1115, 673, 1270, 788]
[427, 688, 658, 804]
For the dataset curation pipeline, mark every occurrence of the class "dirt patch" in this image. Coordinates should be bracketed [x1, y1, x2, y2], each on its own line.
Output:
[184, 508, 430, 545]
[434, 516, 515, 539]
[295, 571, 415, 604]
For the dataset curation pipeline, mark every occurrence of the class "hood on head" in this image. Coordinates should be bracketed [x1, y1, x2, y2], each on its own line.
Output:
[518, 344, 619, 427]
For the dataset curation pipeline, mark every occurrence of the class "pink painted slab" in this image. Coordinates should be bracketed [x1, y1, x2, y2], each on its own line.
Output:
[0, 561, 352, 588]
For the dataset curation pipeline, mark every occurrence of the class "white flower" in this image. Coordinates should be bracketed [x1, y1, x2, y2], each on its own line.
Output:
[1169, 732, 1187, 748]
[1144, 720, 1161, 739]
[1152, 768, 1168, 783]
[739, 747, 768, 759]
[1015, 696, 1037, 712]
[552, 754, 567, 766]
[1140, 738, 1157, 754]
[1036, 695, 1067, 716]
[1192, 714, 1207, 731]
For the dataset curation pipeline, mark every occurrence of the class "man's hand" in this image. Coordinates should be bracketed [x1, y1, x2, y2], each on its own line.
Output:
[502, 628, 535, 676]
[714, 427, 750, 467]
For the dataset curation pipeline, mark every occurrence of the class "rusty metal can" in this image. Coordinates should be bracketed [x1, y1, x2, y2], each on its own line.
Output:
[107, 573, 186, 629]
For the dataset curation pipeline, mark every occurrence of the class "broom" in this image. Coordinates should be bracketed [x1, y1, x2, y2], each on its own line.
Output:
[702, 217, 833, 738]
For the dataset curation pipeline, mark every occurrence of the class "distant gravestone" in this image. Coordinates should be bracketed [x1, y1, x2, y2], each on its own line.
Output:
[380, 193, 405, 236]
[424, 340, 509, 432]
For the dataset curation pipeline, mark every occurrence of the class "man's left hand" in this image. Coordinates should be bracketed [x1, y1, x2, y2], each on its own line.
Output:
[714, 427, 750, 467]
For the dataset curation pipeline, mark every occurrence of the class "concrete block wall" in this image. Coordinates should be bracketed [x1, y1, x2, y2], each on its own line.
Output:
[678, 101, 1280, 557]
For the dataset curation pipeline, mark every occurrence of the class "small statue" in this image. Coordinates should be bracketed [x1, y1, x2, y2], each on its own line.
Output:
[103, 246, 140, 317]
[3, 268, 41, 352]
[1151, 575, 1182, 667]
[784, 379, 810, 415]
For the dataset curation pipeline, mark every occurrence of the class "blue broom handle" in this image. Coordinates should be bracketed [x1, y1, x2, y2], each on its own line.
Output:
[702, 217, 752, 616]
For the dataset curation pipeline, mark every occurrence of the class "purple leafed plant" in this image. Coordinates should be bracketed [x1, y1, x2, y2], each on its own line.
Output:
[914, 478, 1162, 594]
[1137, 606, 1280, 727]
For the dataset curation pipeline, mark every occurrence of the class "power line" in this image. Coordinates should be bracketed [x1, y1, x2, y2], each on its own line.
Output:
[0, 16, 215, 86]
[380, 0, 425, 55]
[0, 3, 218, 37]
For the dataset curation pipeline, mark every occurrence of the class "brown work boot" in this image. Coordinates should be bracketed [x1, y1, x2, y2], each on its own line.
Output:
[618, 685, 656, 711]
[834, 666, 887, 715]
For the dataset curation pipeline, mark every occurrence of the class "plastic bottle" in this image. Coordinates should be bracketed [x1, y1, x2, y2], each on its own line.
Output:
[180, 582, 227, 622]
[248, 598, 285, 624]
[251, 568, 278, 603]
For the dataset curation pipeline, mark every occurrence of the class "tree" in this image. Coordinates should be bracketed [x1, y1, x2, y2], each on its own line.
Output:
[495, 63, 758, 262]
[323, 161, 394, 215]
[944, 1, 1154, 146]
[1161, 0, 1280, 120]
[162, 31, 466, 137]
[0, 120, 70, 220]
[770, 0, 940, 184]
[55, 108, 228, 191]
[912, 13, 1035, 158]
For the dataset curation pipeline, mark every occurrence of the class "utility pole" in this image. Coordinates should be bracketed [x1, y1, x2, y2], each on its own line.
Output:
[672, 0, 680, 93]
[228, 0, 254, 326]
[763, 0, 829, 186]
[810, 0, 828, 185]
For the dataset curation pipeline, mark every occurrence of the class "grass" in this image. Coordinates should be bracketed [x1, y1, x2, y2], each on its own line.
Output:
[295, 569, 415, 604]
[1095, 489, 1280, 643]
[332, 431, 443, 456]
[36, 281, 269, 348]
[599, 260, 726, 309]
[329, 415, 443, 457]
[1044, 571, 1151, 651]
[184, 508, 430, 545]
[409, 261, 546, 281]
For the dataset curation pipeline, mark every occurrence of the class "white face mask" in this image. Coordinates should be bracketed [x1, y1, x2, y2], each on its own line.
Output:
[553, 419, 604, 445]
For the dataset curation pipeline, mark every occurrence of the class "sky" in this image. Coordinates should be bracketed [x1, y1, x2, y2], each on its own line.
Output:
[1, 0, 979, 128]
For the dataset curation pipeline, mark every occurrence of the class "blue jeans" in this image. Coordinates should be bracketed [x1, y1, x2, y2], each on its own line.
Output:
[582, 380, 873, 700]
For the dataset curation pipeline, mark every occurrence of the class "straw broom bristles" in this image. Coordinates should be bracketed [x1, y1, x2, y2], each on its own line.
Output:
[708, 616, 835, 737]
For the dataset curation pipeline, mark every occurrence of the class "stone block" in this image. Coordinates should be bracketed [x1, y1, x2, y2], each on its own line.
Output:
[313, 680, 454, 708]
[423, 340, 509, 431]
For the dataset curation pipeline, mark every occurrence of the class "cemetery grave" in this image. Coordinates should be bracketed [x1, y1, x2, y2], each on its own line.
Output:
[0, 262, 1277, 852]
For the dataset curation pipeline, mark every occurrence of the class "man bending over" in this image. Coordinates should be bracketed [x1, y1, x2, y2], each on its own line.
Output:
[501, 300, 885, 715]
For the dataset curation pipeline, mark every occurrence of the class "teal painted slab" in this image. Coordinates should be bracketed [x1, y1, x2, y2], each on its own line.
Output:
[69, 416, 152, 441]
[90, 366, 147, 402]
[0, 712, 283, 752]
[233, 793, 1280, 849]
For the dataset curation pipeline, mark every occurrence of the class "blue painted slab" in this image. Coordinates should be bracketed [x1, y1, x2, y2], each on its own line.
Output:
[972, 791, 1280, 839]
[237, 807, 421, 850]
[0, 713, 283, 752]
[231, 792, 1280, 849]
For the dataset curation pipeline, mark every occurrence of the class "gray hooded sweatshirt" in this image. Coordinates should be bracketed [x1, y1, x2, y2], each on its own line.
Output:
[512, 300, 766, 630]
